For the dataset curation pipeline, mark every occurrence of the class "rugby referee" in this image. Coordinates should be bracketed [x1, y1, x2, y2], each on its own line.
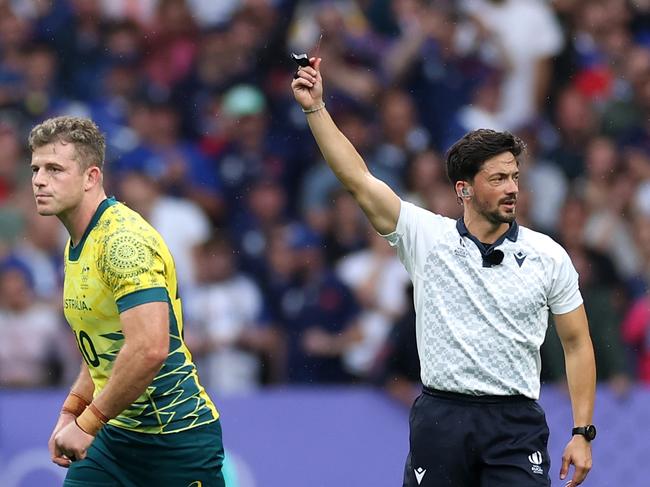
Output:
[292, 58, 596, 487]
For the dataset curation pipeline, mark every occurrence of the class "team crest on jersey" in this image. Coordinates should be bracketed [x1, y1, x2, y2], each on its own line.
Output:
[80, 265, 90, 290]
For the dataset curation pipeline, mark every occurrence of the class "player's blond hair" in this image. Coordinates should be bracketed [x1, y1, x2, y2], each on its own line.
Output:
[28, 116, 106, 171]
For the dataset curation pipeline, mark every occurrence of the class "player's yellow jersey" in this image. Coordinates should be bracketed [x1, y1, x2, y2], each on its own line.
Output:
[62, 197, 219, 434]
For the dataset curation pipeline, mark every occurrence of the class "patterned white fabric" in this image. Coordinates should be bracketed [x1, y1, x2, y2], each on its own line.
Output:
[383, 201, 582, 399]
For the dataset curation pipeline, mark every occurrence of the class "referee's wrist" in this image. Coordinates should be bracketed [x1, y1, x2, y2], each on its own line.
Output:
[302, 102, 325, 114]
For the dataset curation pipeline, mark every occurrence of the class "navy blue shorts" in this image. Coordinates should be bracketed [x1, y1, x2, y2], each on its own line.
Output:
[403, 388, 551, 487]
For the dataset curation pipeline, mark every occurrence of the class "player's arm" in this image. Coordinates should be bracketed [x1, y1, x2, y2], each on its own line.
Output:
[91, 301, 169, 419]
[54, 302, 168, 461]
[69, 361, 95, 402]
[49, 362, 95, 467]
[292, 57, 401, 235]
[553, 304, 596, 485]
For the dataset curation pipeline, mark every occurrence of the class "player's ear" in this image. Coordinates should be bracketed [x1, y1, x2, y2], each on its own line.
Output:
[84, 166, 102, 191]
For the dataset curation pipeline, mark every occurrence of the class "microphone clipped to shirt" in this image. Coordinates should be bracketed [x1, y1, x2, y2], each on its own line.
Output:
[482, 249, 504, 268]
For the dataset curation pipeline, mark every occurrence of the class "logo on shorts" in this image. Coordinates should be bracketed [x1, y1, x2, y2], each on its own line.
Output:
[414, 467, 427, 485]
[528, 451, 544, 475]
[187, 482, 203, 487]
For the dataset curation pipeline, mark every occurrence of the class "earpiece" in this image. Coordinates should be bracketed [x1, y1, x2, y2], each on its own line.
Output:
[458, 186, 472, 198]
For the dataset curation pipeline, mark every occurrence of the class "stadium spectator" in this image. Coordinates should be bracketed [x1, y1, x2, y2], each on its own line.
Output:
[579, 136, 641, 280]
[205, 84, 295, 218]
[230, 174, 293, 276]
[622, 291, 650, 383]
[518, 126, 568, 234]
[0, 121, 30, 246]
[184, 233, 280, 393]
[144, 0, 199, 89]
[322, 189, 370, 265]
[375, 285, 420, 408]
[87, 20, 143, 159]
[462, 0, 564, 130]
[547, 86, 598, 180]
[337, 229, 410, 378]
[289, 0, 382, 108]
[0, 257, 67, 387]
[115, 95, 223, 220]
[383, 1, 495, 149]
[279, 223, 361, 383]
[300, 109, 378, 233]
[13, 212, 65, 303]
[116, 168, 211, 292]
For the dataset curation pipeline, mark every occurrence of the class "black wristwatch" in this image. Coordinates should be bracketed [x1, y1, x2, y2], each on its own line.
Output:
[572, 425, 597, 441]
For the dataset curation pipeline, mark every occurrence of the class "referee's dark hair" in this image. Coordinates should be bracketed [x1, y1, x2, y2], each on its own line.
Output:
[445, 129, 526, 186]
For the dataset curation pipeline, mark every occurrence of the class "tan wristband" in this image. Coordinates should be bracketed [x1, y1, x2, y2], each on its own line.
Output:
[75, 403, 108, 436]
[61, 391, 91, 417]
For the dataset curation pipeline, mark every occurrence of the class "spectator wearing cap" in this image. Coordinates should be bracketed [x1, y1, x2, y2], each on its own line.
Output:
[208, 84, 295, 218]
[0, 257, 70, 387]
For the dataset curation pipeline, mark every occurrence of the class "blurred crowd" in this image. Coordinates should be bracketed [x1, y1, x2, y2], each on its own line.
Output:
[1, 0, 650, 405]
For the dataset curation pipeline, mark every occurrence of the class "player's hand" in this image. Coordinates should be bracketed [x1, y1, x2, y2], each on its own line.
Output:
[49, 412, 76, 468]
[54, 418, 95, 463]
[560, 435, 592, 486]
[291, 57, 323, 111]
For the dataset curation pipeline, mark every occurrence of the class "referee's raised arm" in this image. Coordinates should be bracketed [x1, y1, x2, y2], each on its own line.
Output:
[291, 57, 401, 236]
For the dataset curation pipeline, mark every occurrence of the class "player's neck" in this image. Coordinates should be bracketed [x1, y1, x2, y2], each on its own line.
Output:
[462, 211, 510, 245]
[59, 190, 108, 246]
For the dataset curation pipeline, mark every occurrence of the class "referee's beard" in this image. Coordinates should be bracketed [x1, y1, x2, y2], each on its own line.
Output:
[475, 195, 517, 225]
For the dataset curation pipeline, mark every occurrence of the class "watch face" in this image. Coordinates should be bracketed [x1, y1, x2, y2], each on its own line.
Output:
[586, 425, 597, 441]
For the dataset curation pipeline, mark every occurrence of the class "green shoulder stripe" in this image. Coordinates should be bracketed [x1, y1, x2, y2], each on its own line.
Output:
[117, 287, 168, 313]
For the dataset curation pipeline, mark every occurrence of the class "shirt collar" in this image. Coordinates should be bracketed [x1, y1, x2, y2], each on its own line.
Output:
[456, 218, 519, 249]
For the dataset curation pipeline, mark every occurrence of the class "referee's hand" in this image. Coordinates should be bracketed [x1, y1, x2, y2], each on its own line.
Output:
[560, 435, 592, 486]
[291, 57, 323, 112]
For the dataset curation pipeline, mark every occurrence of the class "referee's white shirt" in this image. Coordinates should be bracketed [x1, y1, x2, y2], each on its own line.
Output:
[383, 200, 583, 399]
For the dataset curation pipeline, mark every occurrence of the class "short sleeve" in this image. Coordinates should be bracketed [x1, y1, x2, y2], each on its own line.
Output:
[381, 200, 446, 276]
[548, 246, 583, 315]
[96, 229, 168, 312]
